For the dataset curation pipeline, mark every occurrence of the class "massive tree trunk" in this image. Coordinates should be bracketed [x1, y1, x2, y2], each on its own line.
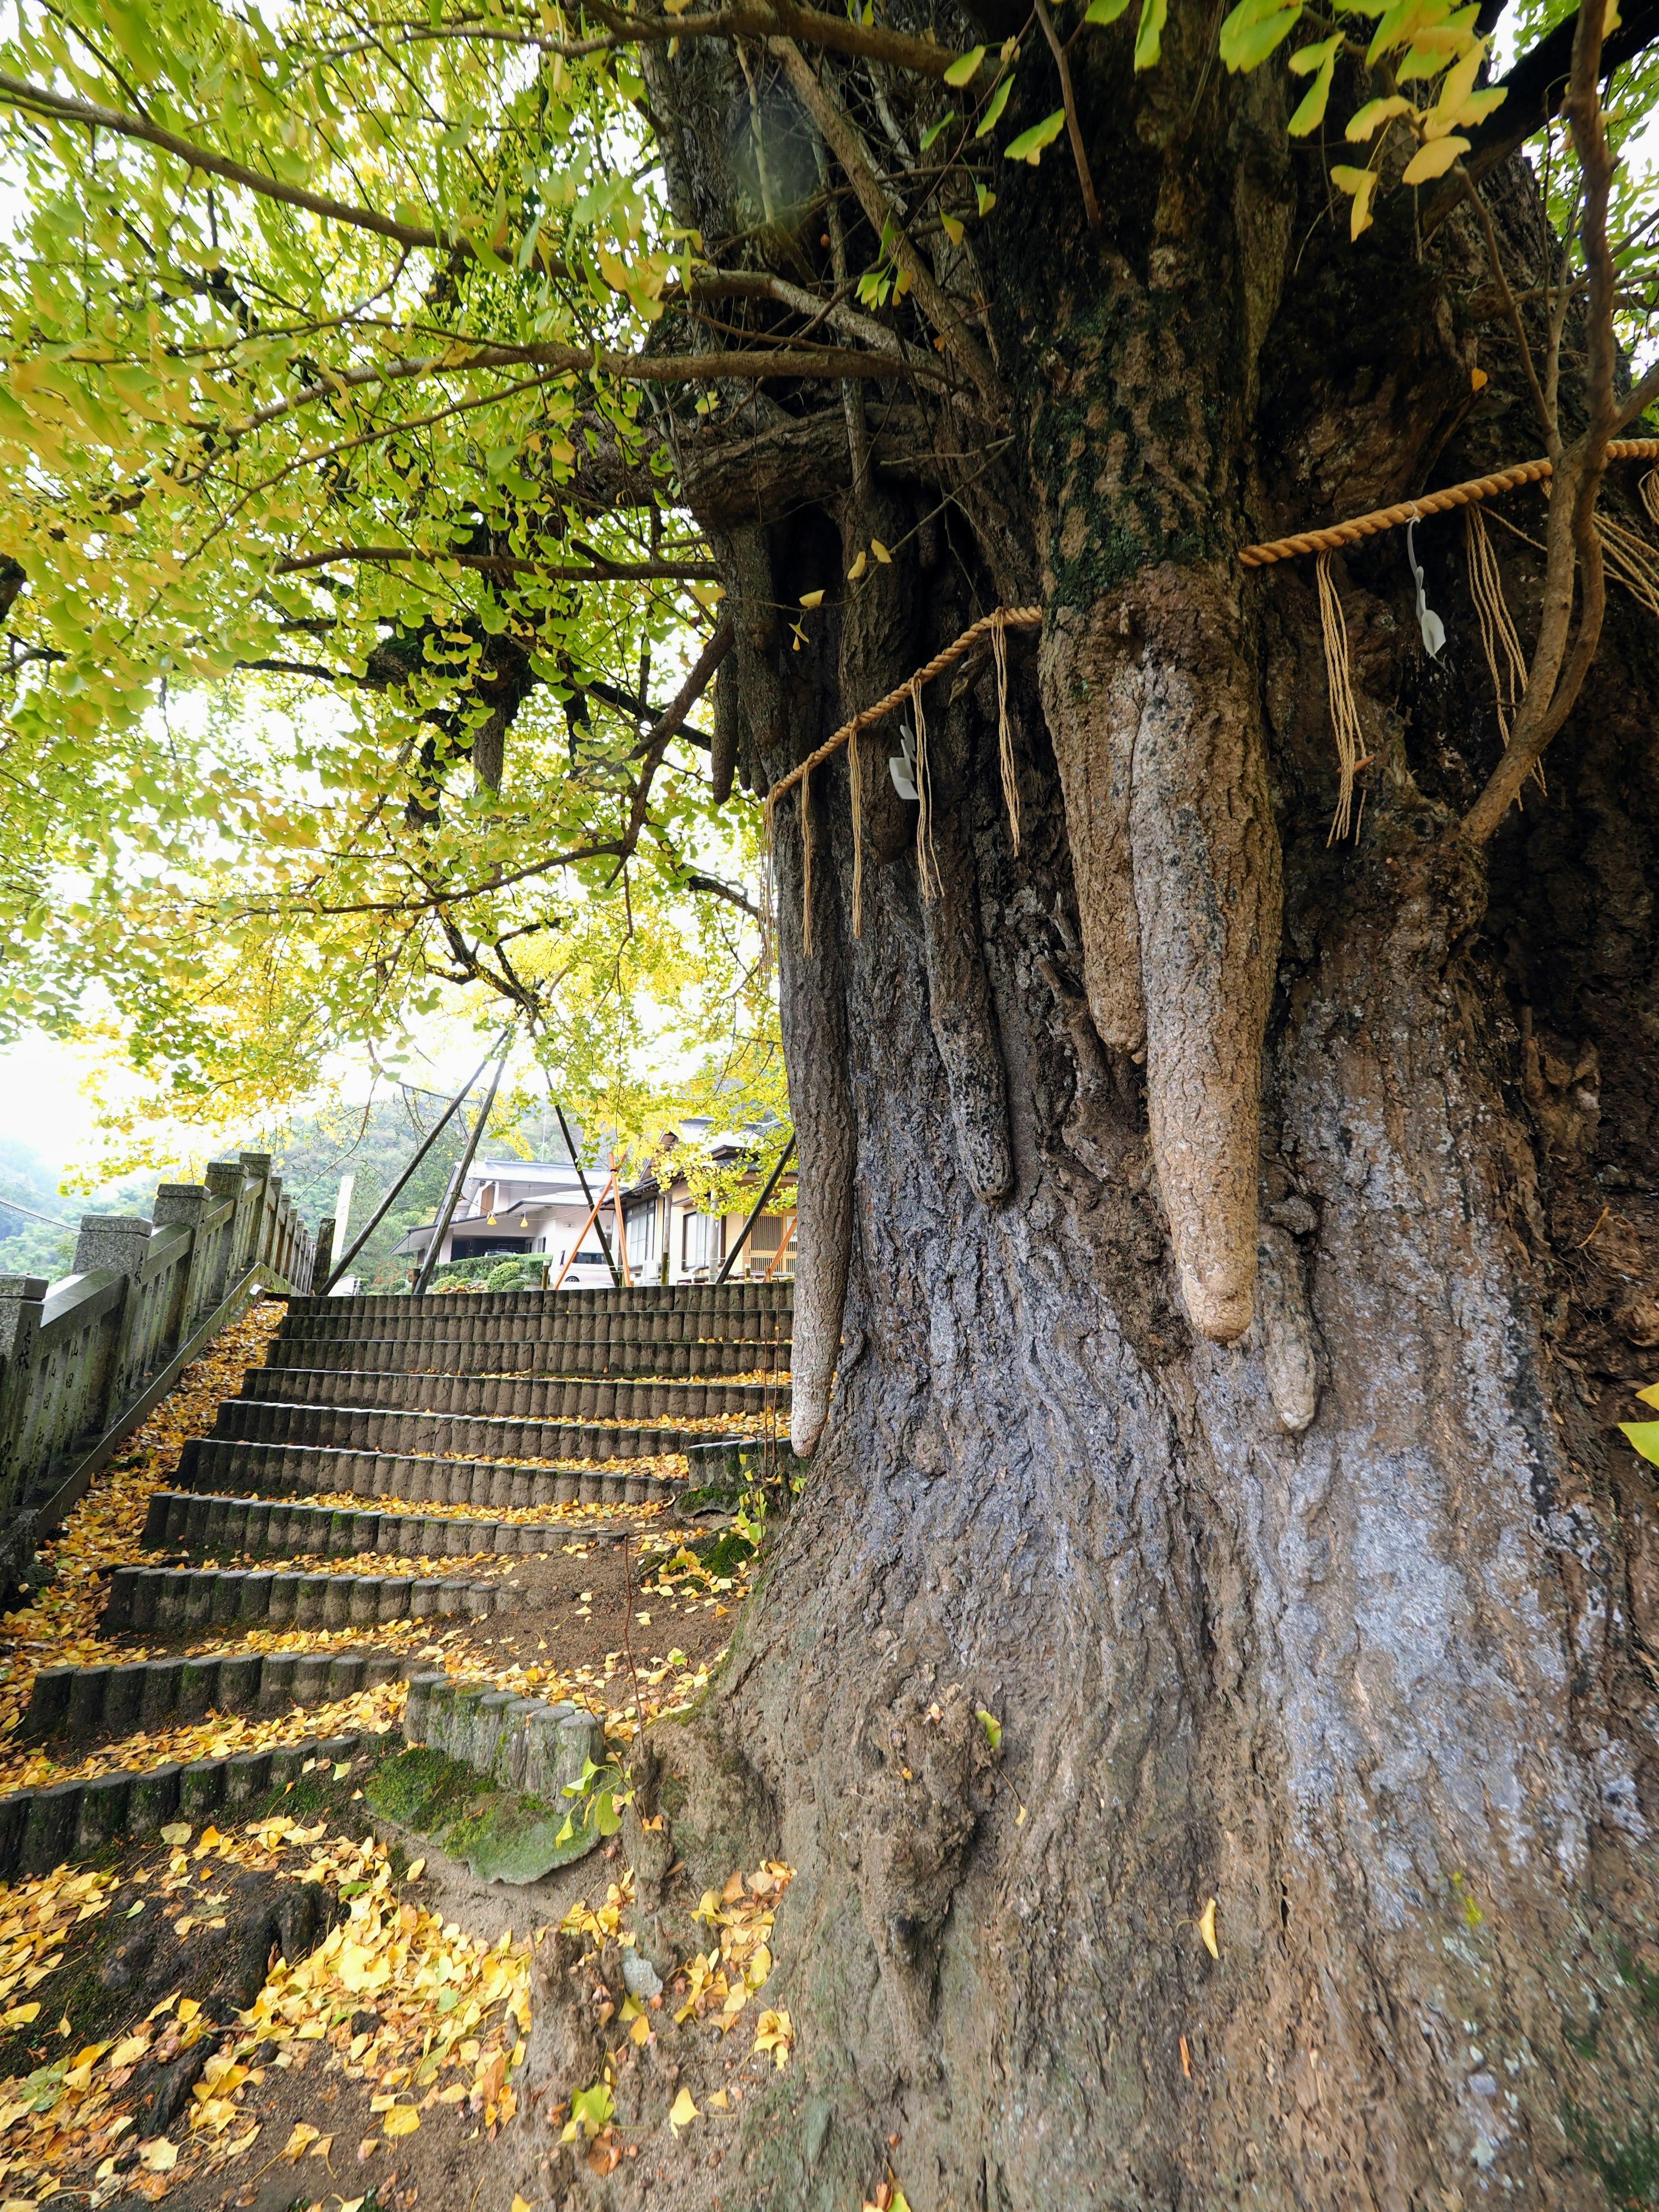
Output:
[621, 13, 1659, 2205]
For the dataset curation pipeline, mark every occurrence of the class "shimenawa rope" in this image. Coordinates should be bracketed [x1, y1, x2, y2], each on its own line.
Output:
[1239, 439, 1659, 567]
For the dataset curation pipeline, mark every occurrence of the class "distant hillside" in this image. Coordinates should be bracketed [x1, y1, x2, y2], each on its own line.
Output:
[275, 1092, 534, 1292]
[0, 1136, 161, 1282]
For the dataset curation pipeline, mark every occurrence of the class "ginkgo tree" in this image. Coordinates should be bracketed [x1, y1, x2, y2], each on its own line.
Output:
[5, 0, 1659, 2200]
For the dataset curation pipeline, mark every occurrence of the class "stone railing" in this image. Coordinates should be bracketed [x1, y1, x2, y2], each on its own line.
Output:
[0, 1150, 315, 1591]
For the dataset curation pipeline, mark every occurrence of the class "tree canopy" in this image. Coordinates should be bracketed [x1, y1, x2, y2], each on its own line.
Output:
[0, 0, 1652, 1154]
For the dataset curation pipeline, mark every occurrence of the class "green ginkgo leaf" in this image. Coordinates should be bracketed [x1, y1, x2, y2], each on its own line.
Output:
[975, 72, 1016, 136]
[1004, 108, 1068, 164]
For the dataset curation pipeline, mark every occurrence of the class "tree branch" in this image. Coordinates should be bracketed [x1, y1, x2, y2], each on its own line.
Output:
[581, 0, 961, 79]
[769, 39, 1006, 411]
[686, 871, 763, 920]
[1463, 0, 1620, 844]
[1034, 0, 1100, 230]
[1424, 0, 1659, 233]
[0, 72, 466, 257]
[1461, 172, 1553, 448]
[272, 545, 719, 578]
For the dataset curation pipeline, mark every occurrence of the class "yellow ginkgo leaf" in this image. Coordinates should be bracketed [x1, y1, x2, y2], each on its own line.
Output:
[799, 588, 825, 607]
[284, 2122, 321, 2159]
[1345, 94, 1412, 142]
[871, 539, 892, 564]
[404, 1858, 426, 1881]
[1401, 134, 1468, 184]
[1329, 165, 1380, 240]
[383, 2104, 421, 2137]
[670, 2086, 699, 2132]
[1198, 1896, 1219, 1959]
[846, 550, 868, 581]
[138, 2139, 178, 2172]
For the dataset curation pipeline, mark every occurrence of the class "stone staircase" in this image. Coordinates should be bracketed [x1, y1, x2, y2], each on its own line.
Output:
[0, 1280, 791, 1880]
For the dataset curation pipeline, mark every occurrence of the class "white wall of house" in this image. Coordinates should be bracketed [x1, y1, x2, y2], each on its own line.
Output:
[397, 1136, 793, 1283]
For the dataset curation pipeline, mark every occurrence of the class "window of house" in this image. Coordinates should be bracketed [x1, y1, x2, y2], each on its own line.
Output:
[681, 1211, 724, 1272]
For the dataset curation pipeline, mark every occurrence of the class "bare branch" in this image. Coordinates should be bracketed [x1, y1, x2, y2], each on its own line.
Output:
[272, 545, 719, 578]
[769, 39, 1006, 411]
[1460, 172, 1554, 449]
[686, 871, 763, 919]
[1464, 0, 1620, 844]
[1034, 0, 1101, 230]
[0, 71, 465, 257]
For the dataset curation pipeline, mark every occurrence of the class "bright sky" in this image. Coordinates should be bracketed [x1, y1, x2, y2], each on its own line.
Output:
[0, 1033, 101, 1174]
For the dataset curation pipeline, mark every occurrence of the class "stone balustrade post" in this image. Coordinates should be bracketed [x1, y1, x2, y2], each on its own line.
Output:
[73, 1216, 152, 1421]
[238, 1154, 273, 1271]
[203, 1161, 242, 1309]
[153, 1183, 208, 1339]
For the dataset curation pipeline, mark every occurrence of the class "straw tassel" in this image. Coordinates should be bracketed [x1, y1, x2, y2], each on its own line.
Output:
[1314, 550, 1365, 843]
[1465, 506, 1527, 746]
[848, 725, 864, 938]
[912, 675, 940, 901]
[801, 764, 814, 956]
[992, 610, 1020, 853]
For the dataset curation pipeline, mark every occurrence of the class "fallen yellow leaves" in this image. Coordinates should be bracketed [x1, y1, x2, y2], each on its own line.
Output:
[0, 1681, 403, 1797]
[0, 1303, 283, 1744]
[0, 1981, 216, 2203]
[673, 1863, 794, 2063]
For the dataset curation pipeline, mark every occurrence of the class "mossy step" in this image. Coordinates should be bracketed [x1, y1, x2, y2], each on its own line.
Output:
[0, 1730, 377, 1881]
[179, 1436, 688, 1509]
[140, 1488, 618, 1562]
[363, 1743, 610, 1884]
[371, 1684, 617, 1882]
[102, 1563, 513, 1635]
[236, 1367, 788, 1422]
[21, 1646, 406, 1746]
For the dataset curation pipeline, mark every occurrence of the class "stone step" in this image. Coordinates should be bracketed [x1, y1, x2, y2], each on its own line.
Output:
[238, 1367, 788, 1424]
[264, 1335, 791, 1379]
[0, 1729, 378, 1881]
[402, 1672, 606, 1799]
[102, 1563, 513, 1635]
[179, 1435, 686, 1510]
[681, 1436, 804, 1489]
[275, 1305, 791, 1350]
[21, 1646, 407, 1746]
[284, 1282, 791, 1326]
[209, 1395, 749, 1463]
[140, 1487, 642, 1561]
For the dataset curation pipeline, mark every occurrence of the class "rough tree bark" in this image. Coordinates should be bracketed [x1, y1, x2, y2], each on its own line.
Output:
[559, 10, 1659, 2206]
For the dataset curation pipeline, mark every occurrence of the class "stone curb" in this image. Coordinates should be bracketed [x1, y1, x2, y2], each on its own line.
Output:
[236, 1368, 790, 1424]
[682, 1436, 804, 1487]
[285, 1282, 792, 1323]
[177, 1437, 692, 1510]
[140, 1488, 662, 1561]
[402, 1672, 607, 1798]
[20, 1646, 408, 1746]
[103, 1564, 515, 1635]
[208, 1398, 750, 1464]
[0, 1729, 384, 1882]
[264, 1336, 792, 1379]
